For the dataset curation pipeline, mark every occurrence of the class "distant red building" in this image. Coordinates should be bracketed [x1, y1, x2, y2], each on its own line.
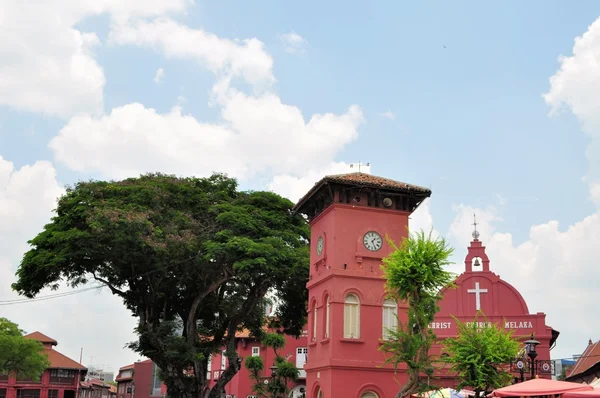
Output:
[206, 326, 309, 398]
[115, 361, 165, 398]
[565, 339, 600, 384]
[79, 379, 111, 398]
[0, 332, 87, 398]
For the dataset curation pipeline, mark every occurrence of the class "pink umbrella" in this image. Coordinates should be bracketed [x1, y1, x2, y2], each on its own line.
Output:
[491, 379, 593, 397]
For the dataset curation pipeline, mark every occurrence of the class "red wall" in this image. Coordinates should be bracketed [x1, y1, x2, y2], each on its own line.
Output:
[305, 200, 413, 398]
[0, 369, 83, 398]
[116, 361, 163, 398]
[206, 332, 308, 397]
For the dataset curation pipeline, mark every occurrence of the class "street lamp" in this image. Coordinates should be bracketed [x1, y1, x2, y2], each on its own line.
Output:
[524, 333, 540, 379]
[269, 365, 280, 398]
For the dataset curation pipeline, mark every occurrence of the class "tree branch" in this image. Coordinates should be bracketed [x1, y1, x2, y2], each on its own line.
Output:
[92, 273, 126, 298]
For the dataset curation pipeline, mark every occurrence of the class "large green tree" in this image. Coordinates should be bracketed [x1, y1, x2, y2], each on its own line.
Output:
[0, 318, 51, 381]
[442, 315, 521, 397]
[12, 173, 309, 398]
[379, 230, 455, 398]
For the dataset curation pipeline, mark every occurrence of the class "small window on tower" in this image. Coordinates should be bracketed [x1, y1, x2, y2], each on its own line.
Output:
[324, 295, 330, 338]
[251, 347, 260, 357]
[382, 299, 398, 340]
[344, 293, 360, 339]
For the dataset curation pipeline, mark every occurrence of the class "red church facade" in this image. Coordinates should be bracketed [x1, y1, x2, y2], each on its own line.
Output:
[293, 172, 559, 398]
[430, 233, 559, 386]
[0, 332, 86, 398]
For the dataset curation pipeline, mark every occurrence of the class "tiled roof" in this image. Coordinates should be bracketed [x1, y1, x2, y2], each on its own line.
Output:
[46, 349, 87, 370]
[323, 173, 431, 193]
[24, 331, 58, 346]
[294, 172, 431, 211]
[81, 379, 111, 389]
[567, 339, 600, 379]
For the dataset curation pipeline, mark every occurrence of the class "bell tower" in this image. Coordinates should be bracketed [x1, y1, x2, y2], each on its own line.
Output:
[293, 172, 431, 398]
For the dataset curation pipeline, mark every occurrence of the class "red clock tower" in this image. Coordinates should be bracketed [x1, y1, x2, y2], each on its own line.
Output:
[293, 172, 431, 398]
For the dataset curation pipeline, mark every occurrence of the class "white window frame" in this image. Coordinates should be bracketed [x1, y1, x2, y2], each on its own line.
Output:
[325, 295, 330, 338]
[221, 350, 227, 370]
[206, 354, 212, 380]
[251, 346, 260, 357]
[344, 293, 360, 339]
[382, 299, 398, 340]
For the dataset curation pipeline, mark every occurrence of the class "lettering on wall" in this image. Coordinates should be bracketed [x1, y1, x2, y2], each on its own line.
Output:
[427, 320, 534, 330]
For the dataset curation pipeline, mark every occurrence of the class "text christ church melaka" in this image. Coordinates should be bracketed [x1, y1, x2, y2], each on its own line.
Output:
[293, 172, 558, 398]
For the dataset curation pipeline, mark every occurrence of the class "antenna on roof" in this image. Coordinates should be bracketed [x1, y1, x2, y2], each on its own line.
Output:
[349, 162, 371, 173]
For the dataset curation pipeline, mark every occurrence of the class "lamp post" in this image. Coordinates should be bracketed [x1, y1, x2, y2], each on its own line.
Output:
[524, 333, 540, 380]
[270, 365, 280, 398]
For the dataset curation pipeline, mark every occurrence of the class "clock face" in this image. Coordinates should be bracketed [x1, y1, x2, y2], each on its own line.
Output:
[316, 236, 324, 255]
[363, 231, 383, 252]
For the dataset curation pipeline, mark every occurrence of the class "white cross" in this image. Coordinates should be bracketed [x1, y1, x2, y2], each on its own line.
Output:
[467, 282, 488, 311]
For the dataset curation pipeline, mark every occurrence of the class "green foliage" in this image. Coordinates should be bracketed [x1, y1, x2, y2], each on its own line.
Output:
[11, 173, 309, 398]
[441, 314, 521, 396]
[245, 332, 299, 398]
[379, 229, 455, 398]
[262, 333, 285, 353]
[0, 318, 51, 381]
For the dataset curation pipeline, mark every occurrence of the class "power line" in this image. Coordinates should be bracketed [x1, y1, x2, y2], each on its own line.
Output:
[0, 285, 103, 305]
[0, 252, 204, 305]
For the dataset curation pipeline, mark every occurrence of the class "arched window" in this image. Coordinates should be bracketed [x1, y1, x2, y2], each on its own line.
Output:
[382, 298, 398, 340]
[361, 392, 379, 398]
[312, 301, 318, 342]
[324, 295, 330, 338]
[344, 293, 360, 338]
[316, 387, 323, 398]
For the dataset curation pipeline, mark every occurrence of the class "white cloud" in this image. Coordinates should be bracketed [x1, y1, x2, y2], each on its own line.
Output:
[544, 16, 600, 201]
[0, 156, 140, 373]
[0, 0, 187, 118]
[50, 93, 364, 181]
[278, 32, 307, 54]
[154, 67, 165, 83]
[109, 18, 275, 88]
[268, 162, 357, 203]
[379, 111, 396, 121]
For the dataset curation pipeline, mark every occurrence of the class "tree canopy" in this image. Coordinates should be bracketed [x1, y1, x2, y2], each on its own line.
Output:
[0, 318, 51, 381]
[379, 230, 455, 398]
[442, 315, 521, 396]
[12, 173, 309, 398]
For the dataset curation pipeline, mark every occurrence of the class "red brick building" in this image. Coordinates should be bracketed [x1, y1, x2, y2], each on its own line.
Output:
[0, 332, 87, 398]
[206, 326, 309, 398]
[115, 361, 165, 398]
[292, 172, 559, 398]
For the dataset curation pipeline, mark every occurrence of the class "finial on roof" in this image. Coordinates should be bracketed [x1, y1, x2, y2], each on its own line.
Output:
[590, 339, 593, 345]
[472, 213, 480, 240]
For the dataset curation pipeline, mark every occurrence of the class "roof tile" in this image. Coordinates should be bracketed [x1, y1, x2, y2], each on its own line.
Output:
[567, 340, 600, 379]
[45, 349, 87, 370]
[24, 331, 58, 346]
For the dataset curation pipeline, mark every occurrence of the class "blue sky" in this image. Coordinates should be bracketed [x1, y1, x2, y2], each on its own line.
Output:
[1, 0, 600, 371]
